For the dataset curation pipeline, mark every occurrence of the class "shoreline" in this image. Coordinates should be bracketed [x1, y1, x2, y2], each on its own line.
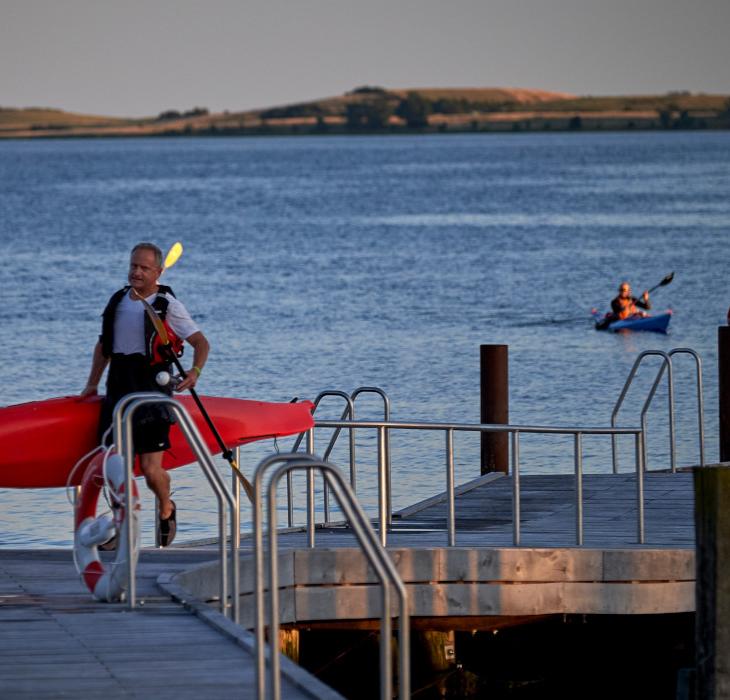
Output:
[2, 122, 730, 141]
[2, 111, 729, 141]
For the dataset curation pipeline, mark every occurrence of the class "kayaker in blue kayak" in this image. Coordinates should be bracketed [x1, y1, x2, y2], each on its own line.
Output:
[610, 281, 651, 321]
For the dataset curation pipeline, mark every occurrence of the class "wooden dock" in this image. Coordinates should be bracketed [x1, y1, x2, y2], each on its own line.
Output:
[0, 469, 698, 697]
[0, 549, 341, 699]
[173, 470, 697, 627]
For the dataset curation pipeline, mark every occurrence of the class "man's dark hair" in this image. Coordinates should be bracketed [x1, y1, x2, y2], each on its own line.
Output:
[132, 242, 163, 267]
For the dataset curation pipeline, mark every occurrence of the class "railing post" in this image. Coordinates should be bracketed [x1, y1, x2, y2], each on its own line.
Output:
[232, 446, 241, 549]
[719, 327, 730, 461]
[446, 429, 455, 547]
[575, 432, 583, 546]
[306, 428, 315, 548]
[511, 430, 520, 545]
[378, 425, 388, 547]
[480, 344, 509, 474]
[636, 432, 645, 544]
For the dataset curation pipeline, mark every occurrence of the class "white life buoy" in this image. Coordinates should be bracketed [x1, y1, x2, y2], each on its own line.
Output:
[74, 450, 140, 602]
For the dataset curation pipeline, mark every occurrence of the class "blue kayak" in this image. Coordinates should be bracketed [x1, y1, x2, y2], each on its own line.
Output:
[592, 309, 672, 333]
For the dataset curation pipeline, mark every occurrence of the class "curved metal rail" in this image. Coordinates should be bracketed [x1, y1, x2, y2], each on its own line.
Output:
[668, 348, 705, 467]
[611, 350, 675, 473]
[290, 390, 354, 526]
[611, 348, 706, 473]
[253, 453, 410, 700]
[112, 392, 239, 620]
[351, 387, 392, 527]
[291, 387, 393, 529]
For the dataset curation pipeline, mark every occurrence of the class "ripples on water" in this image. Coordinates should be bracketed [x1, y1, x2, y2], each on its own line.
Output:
[1, 132, 729, 547]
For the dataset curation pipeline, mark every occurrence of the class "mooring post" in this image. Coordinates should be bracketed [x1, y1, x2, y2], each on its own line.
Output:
[480, 344, 509, 474]
[719, 326, 730, 462]
[694, 465, 730, 699]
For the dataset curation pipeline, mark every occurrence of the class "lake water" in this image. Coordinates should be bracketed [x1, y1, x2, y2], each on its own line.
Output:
[1, 131, 728, 547]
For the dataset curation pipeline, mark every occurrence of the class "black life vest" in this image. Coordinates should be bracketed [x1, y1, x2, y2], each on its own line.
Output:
[99, 285, 184, 367]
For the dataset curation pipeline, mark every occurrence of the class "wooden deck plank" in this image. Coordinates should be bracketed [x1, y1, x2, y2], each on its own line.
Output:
[0, 552, 334, 699]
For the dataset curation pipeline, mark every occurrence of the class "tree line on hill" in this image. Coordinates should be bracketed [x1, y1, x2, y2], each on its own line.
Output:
[260, 86, 527, 129]
[156, 107, 209, 121]
[257, 87, 730, 132]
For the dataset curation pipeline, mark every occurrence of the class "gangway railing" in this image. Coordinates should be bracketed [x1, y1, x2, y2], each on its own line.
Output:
[112, 392, 239, 620]
[351, 387, 392, 526]
[311, 419, 646, 546]
[253, 453, 410, 700]
[290, 387, 392, 528]
[291, 390, 355, 526]
[611, 348, 705, 473]
[668, 348, 705, 467]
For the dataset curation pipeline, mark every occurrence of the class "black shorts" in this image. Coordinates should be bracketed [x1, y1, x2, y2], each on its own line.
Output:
[99, 354, 175, 454]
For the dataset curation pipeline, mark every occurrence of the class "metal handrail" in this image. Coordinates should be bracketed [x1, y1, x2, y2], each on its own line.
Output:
[668, 348, 705, 467]
[611, 350, 675, 473]
[253, 453, 410, 700]
[290, 390, 355, 527]
[612, 348, 706, 473]
[112, 392, 239, 619]
[313, 419, 646, 546]
[351, 387, 392, 526]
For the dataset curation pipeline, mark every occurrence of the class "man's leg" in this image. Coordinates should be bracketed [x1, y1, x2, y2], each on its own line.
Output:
[139, 451, 174, 519]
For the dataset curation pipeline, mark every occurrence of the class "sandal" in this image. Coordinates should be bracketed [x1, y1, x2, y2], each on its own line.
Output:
[159, 501, 177, 547]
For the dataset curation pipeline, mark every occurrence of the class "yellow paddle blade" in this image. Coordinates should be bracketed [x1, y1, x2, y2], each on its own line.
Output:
[163, 241, 183, 270]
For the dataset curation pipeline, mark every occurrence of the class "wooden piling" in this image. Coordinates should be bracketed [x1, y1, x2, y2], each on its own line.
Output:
[480, 344, 509, 474]
[280, 627, 300, 664]
[693, 465, 730, 699]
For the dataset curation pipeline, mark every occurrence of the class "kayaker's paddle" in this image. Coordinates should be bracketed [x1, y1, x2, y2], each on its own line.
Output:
[131, 245, 256, 503]
[646, 272, 675, 295]
[162, 241, 183, 272]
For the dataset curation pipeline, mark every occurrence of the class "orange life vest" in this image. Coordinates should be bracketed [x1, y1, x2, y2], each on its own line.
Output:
[615, 296, 638, 320]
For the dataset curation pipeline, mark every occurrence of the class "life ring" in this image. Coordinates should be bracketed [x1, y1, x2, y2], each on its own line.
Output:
[74, 450, 140, 602]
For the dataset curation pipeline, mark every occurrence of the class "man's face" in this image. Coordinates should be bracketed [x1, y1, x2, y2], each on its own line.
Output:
[619, 284, 632, 299]
[128, 248, 161, 295]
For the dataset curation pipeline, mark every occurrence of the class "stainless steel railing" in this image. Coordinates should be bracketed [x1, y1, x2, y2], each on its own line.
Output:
[668, 348, 705, 467]
[112, 392, 240, 619]
[611, 347, 705, 473]
[253, 453, 410, 700]
[290, 387, 392, 527]
[306, 419, 646, 546]
[291, 390, 355, 526]
[351, 388, 392, 525]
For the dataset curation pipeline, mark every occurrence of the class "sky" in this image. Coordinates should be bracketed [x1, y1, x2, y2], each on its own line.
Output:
[1, 0, 729, 118]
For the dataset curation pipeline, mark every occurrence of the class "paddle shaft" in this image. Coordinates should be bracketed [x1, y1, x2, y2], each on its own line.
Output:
[646, 272, 675, 295]
[132, 289, 255, 503]
[167, 351, 255, 503]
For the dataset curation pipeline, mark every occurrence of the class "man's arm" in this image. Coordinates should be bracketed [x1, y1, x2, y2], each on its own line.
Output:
[176, 331, 210, 392]
[635, 292, 651, 311]
[80, 341, 109, 398]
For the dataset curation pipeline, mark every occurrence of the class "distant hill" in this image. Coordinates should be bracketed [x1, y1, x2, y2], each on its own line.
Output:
[2, 87, 729, 139]
[0, 107, 135, 130]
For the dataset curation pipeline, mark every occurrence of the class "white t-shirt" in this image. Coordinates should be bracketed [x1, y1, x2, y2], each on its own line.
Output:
[112, 290, 199, 355]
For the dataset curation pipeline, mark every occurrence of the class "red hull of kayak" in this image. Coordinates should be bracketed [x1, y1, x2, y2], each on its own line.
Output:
[0, 395, 314, 488]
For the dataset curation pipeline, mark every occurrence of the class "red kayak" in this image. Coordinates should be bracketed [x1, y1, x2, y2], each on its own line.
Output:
[0, 395, 314, 488]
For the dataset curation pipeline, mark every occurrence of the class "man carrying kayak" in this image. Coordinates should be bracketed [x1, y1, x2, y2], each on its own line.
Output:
[611, 281, 651, 320]
[80, 242, 210, 547]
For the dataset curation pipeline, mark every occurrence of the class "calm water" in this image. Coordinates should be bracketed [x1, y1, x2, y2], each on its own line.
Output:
[1, 131, 728, 547]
